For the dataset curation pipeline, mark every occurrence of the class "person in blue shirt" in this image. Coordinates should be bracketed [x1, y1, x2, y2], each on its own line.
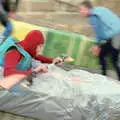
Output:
[79, 1, 120, 80]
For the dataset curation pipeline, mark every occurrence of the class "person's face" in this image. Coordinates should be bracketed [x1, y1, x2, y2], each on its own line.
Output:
[79, 5, 90, 17]
[36, 44, 44, 55]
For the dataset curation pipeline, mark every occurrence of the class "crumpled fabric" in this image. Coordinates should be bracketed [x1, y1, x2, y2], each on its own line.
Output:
[0, 60, 120, 120]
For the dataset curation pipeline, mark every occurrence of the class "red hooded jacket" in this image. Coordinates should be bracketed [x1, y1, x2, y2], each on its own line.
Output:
[4, 30, 53, 77]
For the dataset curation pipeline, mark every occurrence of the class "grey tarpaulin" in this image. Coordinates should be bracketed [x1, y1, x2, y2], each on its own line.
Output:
[0, 60, 120, 120]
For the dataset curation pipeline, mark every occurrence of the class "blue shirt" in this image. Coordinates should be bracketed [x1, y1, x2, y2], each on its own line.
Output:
[88, 7, 120, 43]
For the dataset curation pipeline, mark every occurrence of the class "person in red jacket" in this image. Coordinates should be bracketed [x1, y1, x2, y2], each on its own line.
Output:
[3, 30, 62, 77]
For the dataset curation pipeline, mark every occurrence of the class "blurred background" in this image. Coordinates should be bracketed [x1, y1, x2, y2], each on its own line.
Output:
[17, 0, 120, 36]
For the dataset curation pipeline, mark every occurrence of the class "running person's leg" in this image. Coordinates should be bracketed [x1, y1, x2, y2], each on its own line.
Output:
[110, 43, 120, 80]
[2, 21, 12, 38]
[99, 44, 109, 75]
[0, 11, 13, 42]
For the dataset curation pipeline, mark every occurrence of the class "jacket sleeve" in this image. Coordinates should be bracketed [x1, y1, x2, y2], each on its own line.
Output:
[35, 55, 53, 63]
[4, 49, 32, 77]
[89, 15, 103, 44]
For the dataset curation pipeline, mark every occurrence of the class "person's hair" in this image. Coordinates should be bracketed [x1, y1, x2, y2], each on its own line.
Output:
[80, 1, 93, 9]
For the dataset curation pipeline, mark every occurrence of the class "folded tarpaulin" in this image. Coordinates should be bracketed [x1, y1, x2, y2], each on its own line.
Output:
[0, 60, 120, 120]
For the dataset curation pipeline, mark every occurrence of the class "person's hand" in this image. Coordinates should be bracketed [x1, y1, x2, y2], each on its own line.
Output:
[8, 12, 16, 19]
[90, 45, 101, 56]
[34, 65, 48, 73]
[53, 57, 63, 65]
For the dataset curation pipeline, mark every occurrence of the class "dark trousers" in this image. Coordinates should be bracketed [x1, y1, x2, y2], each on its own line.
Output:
[99, 40, 120, 80]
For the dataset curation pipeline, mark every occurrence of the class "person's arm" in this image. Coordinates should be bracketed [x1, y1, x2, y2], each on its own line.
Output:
[35, 55, 53, 63]
[4, 49, 32, 77]
[0, 74, 27, 90]
[89, 15, 104, 45]
[0, 0, 4, 11]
